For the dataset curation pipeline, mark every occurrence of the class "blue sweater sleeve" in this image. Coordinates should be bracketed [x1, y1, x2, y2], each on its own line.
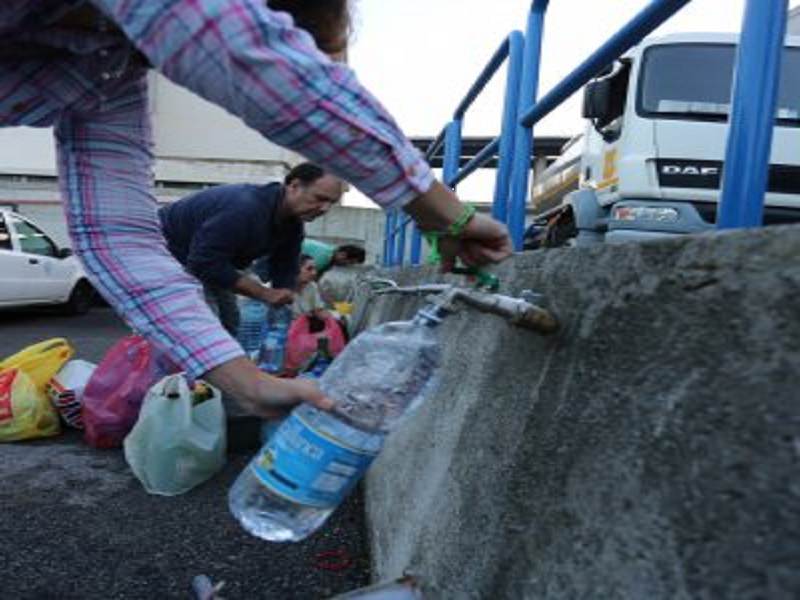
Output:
[268, 227, 303, 289]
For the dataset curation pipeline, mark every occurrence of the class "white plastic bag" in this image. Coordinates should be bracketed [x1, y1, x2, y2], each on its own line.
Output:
[46, 359, 97, 429]
[124, 374, 226, 496]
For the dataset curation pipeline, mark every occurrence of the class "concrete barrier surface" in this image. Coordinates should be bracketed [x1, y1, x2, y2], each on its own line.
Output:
[361, 225, 800, 599]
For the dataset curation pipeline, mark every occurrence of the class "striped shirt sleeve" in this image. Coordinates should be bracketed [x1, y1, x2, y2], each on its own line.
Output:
[93, 0, 435, 210]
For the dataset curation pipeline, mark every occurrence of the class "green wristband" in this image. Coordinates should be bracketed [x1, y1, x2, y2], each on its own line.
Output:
[446, 203, 477, 237]
[422, 204, 476, 265]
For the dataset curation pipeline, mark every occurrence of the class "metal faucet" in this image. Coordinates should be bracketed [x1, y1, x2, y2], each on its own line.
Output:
[369, 280, 559, 335]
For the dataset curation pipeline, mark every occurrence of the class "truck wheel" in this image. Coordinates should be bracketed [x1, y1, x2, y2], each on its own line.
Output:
[64, 280, 94, 315]
[544, 209, 577, 247]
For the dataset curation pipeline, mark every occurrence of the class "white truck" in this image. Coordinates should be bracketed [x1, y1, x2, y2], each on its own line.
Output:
[528, 32, 800, 247]
[0, 209, 95, 314]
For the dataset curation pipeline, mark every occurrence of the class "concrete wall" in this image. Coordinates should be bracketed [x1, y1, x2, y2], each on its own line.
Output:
[361, 225, 800, 599]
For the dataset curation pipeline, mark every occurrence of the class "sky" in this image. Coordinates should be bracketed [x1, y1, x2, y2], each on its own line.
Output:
[343, 0, 800, 206]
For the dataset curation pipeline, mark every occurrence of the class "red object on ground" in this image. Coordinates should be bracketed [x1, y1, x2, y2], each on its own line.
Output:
[82, 335, 179, 448]
[284, 314, 346, 373]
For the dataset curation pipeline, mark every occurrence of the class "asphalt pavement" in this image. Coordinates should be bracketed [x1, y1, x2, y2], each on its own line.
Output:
[0, 307, 371, 599]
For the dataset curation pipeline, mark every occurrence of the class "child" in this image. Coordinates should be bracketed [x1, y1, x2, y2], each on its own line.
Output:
[292, 255, 328, 320]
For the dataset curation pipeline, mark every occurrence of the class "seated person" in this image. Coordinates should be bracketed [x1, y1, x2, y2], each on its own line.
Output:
[292, 254, 328, 320]
[302, 239, 366, 279]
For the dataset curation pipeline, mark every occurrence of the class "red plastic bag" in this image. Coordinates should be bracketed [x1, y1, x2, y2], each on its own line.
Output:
[82, 335, 179, 448]
[284, 315, 346, 373]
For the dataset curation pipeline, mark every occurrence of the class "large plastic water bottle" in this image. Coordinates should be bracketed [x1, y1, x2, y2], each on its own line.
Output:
[257, 305, 292, 374]
[236, 298, 267, 359]
[228, 304, 445, 542]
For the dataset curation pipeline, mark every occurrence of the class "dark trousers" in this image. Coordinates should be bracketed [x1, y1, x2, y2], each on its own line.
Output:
[203, 284, 240, 337]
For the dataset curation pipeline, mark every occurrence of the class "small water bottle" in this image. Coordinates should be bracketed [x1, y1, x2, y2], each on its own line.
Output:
[228, 303, 446, 542]
[302, 337, 334, 379]
[258, 305, 292, 374]
[237, 298, 267, 359]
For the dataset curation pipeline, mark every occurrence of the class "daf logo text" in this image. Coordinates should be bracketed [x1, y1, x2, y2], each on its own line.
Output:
[661, 165, 720, 177]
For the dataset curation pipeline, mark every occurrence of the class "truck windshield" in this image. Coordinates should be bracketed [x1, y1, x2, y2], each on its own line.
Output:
[639, 43, 800, 126]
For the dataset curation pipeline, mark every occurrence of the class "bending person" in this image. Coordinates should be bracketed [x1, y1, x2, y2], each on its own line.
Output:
[160, 163, 343, 335]
[0, 0, 512, 418]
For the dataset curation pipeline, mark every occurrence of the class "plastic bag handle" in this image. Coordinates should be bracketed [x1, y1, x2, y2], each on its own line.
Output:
[163, 374, 184, 400]
[0, 338, 71, 368]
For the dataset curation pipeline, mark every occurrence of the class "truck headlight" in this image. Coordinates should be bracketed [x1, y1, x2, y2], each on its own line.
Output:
[612, 205, 680, 224]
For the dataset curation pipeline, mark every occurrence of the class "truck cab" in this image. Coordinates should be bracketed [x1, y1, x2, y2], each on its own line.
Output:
[533, 33, 800, 246]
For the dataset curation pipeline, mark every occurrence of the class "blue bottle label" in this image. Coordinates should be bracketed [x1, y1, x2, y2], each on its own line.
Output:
[251, 411, 377, 508]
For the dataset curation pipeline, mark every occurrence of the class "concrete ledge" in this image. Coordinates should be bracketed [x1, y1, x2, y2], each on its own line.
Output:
[363, 225, 800, 599]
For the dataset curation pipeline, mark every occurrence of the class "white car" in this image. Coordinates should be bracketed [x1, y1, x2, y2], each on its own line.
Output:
[0, 209, 95, 314]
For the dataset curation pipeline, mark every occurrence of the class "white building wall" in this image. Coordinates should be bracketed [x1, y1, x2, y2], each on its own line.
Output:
[790, 8, 800, 35]
[0, 72, 309, 247]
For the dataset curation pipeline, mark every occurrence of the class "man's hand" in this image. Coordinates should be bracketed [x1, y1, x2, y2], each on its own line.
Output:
[261, 287, 294, 305]
[205, 357, 333, 418]
[438, 214, 513, 272]
[403, 181, 513, 271]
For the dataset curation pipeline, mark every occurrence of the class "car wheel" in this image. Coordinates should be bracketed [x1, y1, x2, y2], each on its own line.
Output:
[65, 280, 95, 315]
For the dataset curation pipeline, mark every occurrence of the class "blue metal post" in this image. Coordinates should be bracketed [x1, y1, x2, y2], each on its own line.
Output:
[507, 0, 549, 250]
[442, 120, 463, 188]
[410, 225, 422, 265]
[493, 31, 524, 223]
[383, 210, 396, 266]
[413, 127, 448, 267]
[451, 138, 500, 187]
[519, 0, 692, 129]
[717, 0, 788, 229]
[395, 217, 407, 266]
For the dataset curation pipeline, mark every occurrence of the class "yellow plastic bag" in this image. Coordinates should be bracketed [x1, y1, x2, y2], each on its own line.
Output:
[0, 368, 61, 442]
[0, 338, 74, 391]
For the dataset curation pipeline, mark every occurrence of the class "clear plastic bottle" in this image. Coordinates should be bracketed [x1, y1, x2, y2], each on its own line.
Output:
[303, 337, 334, 379]
[228, 304, 445, 542]
[236, 298, 267, 359]
[257, 305, 292, 374]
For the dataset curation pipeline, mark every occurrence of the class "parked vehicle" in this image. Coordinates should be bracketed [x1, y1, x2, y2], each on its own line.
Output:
[0, 209, 94, 314]
[529, 33, 800, 248]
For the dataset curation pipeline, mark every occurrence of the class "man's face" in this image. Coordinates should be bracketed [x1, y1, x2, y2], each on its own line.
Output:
[285, 174, 344, 222]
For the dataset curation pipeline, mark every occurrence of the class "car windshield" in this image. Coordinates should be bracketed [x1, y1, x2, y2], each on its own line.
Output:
[639, 43, 800, 125]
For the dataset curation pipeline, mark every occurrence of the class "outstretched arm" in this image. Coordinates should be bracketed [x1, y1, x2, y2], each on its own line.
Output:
[92, 0, 512, 264]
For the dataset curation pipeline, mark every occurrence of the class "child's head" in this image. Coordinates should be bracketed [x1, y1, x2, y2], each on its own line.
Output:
[298, 254, 317, 285]
[332, 244, 366, 266]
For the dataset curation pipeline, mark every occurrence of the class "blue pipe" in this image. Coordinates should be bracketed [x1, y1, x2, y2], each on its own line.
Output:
[507, 0, 549, 249]
[410, 225, 422, 265]
[425, 127, 447, 162]
[454, 38, 513, 119]
[717, 0, 788, 229]
[493, 31, 524, 223]
[395, 215, 407, 266]
[442, 120, 463, 188]
[450, 138, 500, 187]
[383, 210, 396, 266]
[519, 0, 692, 128]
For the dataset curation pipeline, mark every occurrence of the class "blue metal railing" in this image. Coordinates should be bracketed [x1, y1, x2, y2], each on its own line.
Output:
[384, 31, 524, 266]
[383, 0, 789, 266]
[717, 0, 789, 228]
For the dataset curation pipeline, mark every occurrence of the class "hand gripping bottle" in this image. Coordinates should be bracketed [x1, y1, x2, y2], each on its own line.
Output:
[228, 303, 446, 542]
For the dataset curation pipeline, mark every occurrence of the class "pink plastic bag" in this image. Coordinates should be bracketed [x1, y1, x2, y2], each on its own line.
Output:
[284, 315, 346, 374]
[82, 335, 179, 448]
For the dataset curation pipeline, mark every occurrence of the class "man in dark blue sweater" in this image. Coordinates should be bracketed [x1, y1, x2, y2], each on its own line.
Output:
[159, 163, 344, 335]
